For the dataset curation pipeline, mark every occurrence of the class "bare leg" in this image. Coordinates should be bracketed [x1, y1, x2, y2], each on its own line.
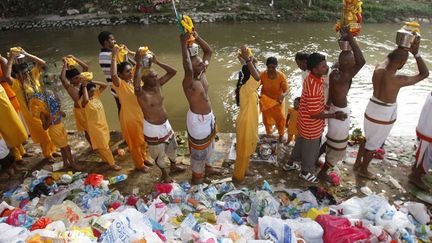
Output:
[169, 159, 185, 175]
[160, 167, 173, 183]
[408, 160, 431, 192]
[84, 131, 92, 147]
[356, 150, 377, 179]
[317, 162, 333, 183]
[353, 140, 366, 171]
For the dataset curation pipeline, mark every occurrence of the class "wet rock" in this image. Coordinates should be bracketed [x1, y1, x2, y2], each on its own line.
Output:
[66, 9, 80, 16]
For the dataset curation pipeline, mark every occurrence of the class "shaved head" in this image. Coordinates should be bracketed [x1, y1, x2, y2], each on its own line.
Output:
[388, 48, 409, 69]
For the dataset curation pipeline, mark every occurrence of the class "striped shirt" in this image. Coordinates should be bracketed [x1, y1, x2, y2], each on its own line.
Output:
[98, 48, 117, 97]
[298, 72, 325, 139]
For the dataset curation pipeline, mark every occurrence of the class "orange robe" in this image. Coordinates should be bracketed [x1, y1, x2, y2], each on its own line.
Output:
[259, 70, 289, 136]
[233, 77, 260, 181]
[113, 79, 147, 169]
[11, 68, 56, 158]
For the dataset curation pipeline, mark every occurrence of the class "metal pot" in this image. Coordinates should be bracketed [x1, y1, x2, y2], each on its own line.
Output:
[338, 40, 352, 51]
[396, 29, 415, 48]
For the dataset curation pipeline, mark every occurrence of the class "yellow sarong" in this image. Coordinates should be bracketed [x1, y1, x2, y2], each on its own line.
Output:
[0, 85, 27, 148]
[49, 123, 68, 148]
[113, 80, 147, 168]
[84, 89, 115, 165]
[233, 78, 260, 181]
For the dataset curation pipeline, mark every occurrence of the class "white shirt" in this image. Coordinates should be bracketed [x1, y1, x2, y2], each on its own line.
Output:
[0, 139, 10, 160]
[417, 92, 432, 139]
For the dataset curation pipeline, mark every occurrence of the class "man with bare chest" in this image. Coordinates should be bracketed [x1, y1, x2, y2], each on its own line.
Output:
[354, 36, 429, 179]
[180, 31, 220, 184]
[318, 27, 365, 182]
[134, 52, 184, 183]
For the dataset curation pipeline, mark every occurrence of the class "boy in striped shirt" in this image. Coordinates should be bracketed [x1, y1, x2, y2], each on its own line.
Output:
[283, 53, 347, 183]
[98, 31, 121, 112]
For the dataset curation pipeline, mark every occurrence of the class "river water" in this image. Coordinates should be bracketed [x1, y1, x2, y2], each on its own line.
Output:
[1, 23, 431, 136]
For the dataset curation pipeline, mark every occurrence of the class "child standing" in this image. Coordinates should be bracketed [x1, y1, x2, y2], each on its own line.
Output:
[286, 97, 300, 144]
[31, 83, 80, 170]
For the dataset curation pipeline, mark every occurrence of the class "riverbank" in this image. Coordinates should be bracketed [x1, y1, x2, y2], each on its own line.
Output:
[0, 131, 426, 205]
[1, 0, 431, 31]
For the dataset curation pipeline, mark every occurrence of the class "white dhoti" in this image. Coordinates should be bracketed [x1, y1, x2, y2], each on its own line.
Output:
[364, 96, 397, 151]
[186, 110, 216, 179]
[415, 93, 432, 173]
[144, 119, 176, 168]
[325, 104, 350, 166]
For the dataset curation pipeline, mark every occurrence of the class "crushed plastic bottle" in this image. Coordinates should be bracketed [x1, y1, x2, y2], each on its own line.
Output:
[108, 174, 128, 185]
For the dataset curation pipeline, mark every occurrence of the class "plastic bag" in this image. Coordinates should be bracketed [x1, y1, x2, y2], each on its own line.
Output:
[46, 200, 85, 226]
[258, 216, 297, 243]
[6, 208, 35, 228]
[405, 202, 430, 225]
[0, 223, 30, 243]
[248, 191, 280, 225]
[30, 217, 53, 231]
[316, 214, 371, 243]
[100, 208, 153, 243]
[285, 217, 324, 243]
[84, 173, 104, 188]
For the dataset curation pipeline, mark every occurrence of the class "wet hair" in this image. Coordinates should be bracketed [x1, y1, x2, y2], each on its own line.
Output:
[117, 62, 130, 74]
[78, 81, 95, 98]
[12, 62, 33, 73]
[98, 31, 112, 46]
[295, 52, 309, 61]
[387, 48, 408, 63]
[235, 65, 251, 106]
[266, 57, 278, 66]
[65, 68, 80, 79]
[307, 53, 326, 71]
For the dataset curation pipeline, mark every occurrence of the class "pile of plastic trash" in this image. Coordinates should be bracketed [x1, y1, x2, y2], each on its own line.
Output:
[0, 169, 431, 242]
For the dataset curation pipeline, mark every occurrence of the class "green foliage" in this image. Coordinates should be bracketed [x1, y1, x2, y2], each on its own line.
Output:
[2, 0, 432, 21]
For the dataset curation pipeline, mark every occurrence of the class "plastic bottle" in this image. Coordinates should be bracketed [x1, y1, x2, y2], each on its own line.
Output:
[108, 174, 128, 185]
[231, 211, 244, 225]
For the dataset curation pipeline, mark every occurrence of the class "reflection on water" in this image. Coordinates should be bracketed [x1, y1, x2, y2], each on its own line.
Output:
[1, 23, 430, 136]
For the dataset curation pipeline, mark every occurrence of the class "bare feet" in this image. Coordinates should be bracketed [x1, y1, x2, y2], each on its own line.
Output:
[45, 157, 56, 163]
[52, 152, 62, 158]
[135, 166, 150, 173]
[191, 177, 204, 185]
[356, 168, 377, 180]
[144, 160, 154, 166]
[170, 163, 186, 175]
[409, 172, 431, 192]
[161, 174, 173, 183]
[317, 170, 333, 183]
[205, 166, 223, 176]
[110, 164, 122, 171]
[232, 177, 246, 186]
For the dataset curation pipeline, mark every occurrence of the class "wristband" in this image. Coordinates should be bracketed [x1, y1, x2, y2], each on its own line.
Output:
[414, 53, 421, 58]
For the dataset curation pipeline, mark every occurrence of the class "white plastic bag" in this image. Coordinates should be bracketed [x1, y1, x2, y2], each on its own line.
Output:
[0, 223, 29, 243]
[405, 201, 430, 225]
[258, 216, 296, 243]
[99, 208, 153, 243]
[248, 191, 280, 225]
[285, 217, 323, 243]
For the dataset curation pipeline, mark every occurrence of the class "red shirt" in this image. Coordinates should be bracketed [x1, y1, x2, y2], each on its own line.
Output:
[298, 72, 325, 139]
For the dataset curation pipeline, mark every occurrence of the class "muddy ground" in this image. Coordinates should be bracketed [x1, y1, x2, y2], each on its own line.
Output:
[0, 131, 427, 207]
